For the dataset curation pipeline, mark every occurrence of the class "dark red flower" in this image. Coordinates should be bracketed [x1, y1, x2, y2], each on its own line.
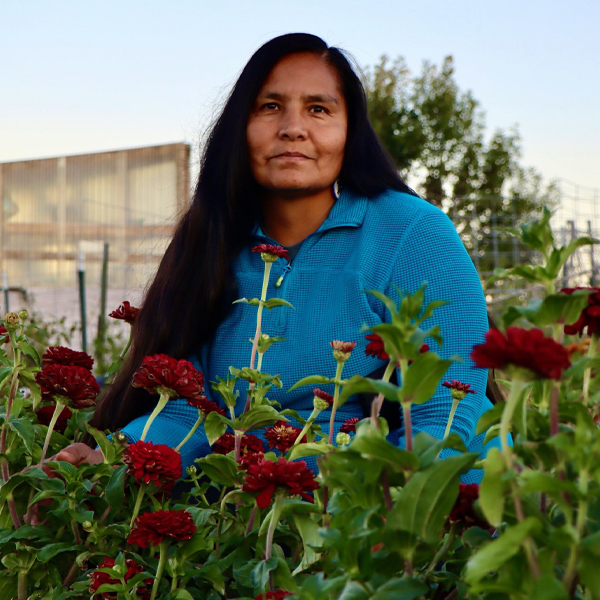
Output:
[313, 388, 334, 406]
[448, 483, 489, 530]
[123, 441, 182, 491]
[109, 301, 140, 325]
[251, 244, 289, 260]
[442, 380, 476, 396]
[187, 396, 225, 416]
[36, 404, 73, 434]
[127, 509, 196, 548]
[407, 343, 430, 365]
[239, 451, 265, 470]
[132, 354, 205, 401]
[365, 333, 389, 360]
[561, 287, 600, 336]
[340, 417, 361, 434]
[42, 346, 94, 370]
[265, 420, 306, 452]
[242, 456, 319, 509]
[35, 364, 100, 408]
[89, 557, 152, 599]
[330, 340, 357, 354]
[212, 432, 265, 456]
[255, 592, 293, 600]
[0, 324, 9, 344]
[470, 327, 571, 380]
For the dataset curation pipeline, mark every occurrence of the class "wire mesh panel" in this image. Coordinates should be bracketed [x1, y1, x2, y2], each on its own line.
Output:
[0, 143, 190, 345]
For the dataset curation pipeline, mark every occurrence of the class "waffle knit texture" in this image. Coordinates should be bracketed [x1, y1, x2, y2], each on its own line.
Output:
[120, 189, 505, 483]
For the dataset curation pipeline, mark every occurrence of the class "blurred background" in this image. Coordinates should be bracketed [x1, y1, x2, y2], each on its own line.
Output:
[1, 0, 598, 353]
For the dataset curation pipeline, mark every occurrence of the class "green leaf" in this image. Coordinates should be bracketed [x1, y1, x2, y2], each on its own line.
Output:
[204, 411, 229, 445]
[196, 454, 244, 486]
[19, 342, 41, 365]
[464, 517, 542, 586]
[170, 590, 195, 600]
[530, 574, 568, 600]
[475, 402, 505, 435]
[105, 465, 127, 507]
[515, 206, 555, 255]
[292, 514, 321, 574]
[400, 352, 459, 405]
[479, 447, 507, 528]
[350, 424, 419, 472]
[388, 453, 478, 547]
[8, 417, 35, 453]
[288, 374, 335, 392]
[0, 366, 13, 388]
[365, 289, 399, 316]
[251, 557, 278, 593]
[287, 441, 334, 461]
[413, 432, 468, 468]
[372, 577, 429, 600]
[196, 563, 226, 594]
[236, 405, 285, 432]
[339, 374, 401, 407]
[37, 542, 74, 563]
[262, 298, 295, 310]
[233, 297, 260, 306]
[84, 424, 115, 464]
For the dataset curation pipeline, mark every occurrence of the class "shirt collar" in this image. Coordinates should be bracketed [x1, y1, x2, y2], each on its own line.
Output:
[252, 189, 368, 240]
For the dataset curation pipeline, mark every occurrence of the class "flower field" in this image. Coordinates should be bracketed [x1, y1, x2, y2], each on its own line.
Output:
[1, 211, 600, 599]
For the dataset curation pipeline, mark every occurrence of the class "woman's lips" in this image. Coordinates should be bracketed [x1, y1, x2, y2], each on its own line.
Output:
[272, 152, 311, 161]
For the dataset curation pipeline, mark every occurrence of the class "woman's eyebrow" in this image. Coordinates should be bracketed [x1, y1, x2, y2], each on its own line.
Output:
[257, 91, 339, 105]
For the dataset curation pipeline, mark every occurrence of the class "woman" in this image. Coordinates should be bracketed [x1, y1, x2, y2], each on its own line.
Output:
[58, 33, 499, 483]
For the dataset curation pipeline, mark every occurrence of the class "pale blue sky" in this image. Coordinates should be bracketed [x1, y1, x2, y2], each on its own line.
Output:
[1, 0, 599, 189]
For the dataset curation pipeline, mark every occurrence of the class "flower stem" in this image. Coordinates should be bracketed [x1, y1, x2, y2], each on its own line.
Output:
[265, 492, 285, 561]
[294, 407, 319, 447]
[140, 393, 169, 442]
[426, 523, 460, 574]
[39, 401, 66, 466]
[150, 539, 169, 600]
[234, 430, 243, 462]
[443, 399, 460, 439]
[381, 469, 393, 511]
[371, 360, 397, 428]
[328, 361, 345, 444]
[130, 483, 147, 528]
[119, 326, 134, 361]
[549, 383, 559, 436]
[564, 468, 589, 591]
[402, 401, 413, 452]
[175, 411, 204, 452]
[17, 572, 27, 600]
[249, 262, 272, 373]
[582, 333, 599, 405]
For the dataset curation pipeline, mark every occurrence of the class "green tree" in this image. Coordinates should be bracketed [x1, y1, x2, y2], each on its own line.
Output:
[364, 54, 558, 277]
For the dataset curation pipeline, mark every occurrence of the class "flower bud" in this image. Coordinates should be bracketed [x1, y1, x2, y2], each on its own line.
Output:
[4, 312, 19, 330]
[330, 340, 357, 363]
[313, 397, 330, 411]
[111, 564, 124, 576]
[17, 310, 28, 321]
[336, 432, 351, 446]
[114, 431, 129, 445]
[82, 520, 93, 531]
[186, 465, 197, 476]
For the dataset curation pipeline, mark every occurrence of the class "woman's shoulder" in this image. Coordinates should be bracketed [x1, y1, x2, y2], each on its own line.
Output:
[362, 188, 452, 230]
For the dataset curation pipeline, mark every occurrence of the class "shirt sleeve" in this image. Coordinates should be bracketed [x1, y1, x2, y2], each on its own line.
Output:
[118, 352, 213, 470]
[385, 208, 488, 449]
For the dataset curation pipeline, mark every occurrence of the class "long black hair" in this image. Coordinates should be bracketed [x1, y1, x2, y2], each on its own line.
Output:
[93, 33, 415, 432]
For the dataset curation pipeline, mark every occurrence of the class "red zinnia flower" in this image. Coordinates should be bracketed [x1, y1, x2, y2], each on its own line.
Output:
[330, 340, 357, 354]
[265, 420, 306, 452]
[242, 456, 319, 509]
[340, 417, 361, 434]
[448, 483, 489, 530]
[109, 301, 140, 325]
[239, 451, 265, 470]
[36, 404, 73, 434]
[251, 244, 289, 261]
[89, 557, 152, 599]
[127, 509, 196, 548]
[365, 333, 389, 360]
[0, 324, 9, 344]
[313, 388, 334, 409]
[442, 380, 476, 398]
[187, 396, 225, 416]
[470, 327, 571, 380]
[132, 354, 205, 401]
[42, 346, 94, 371]
[561, 287, 600, 336]
[123, 441, 182, 491]
[35, 364, 100, 408]
[255, 592, 293, 600]
[212, 432, 265, 456]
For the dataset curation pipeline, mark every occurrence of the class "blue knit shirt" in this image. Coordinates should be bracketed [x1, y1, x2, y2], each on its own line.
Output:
[120, 189, 503, 483]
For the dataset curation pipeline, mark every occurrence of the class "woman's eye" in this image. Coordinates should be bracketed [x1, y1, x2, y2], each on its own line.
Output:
[262, 102, 279, 110]
[310, 105, 327, 113]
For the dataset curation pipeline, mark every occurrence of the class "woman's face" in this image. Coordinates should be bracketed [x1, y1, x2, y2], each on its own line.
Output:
[246, 52, 348, 198]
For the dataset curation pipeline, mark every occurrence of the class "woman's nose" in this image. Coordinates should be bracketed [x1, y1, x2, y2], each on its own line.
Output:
[278, 109, 307, 140]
